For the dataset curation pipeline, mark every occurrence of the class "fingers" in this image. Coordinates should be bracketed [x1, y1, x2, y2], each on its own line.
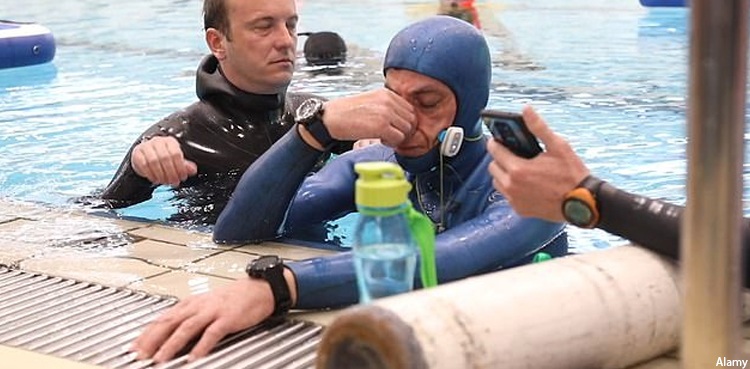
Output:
[486, 137, 521, 172]
[130, 279, 273, 364]
[486, 138, 511, 161]
[132, 300, 196, 361]
[133, 298, 218, 364]
[488, 161, 506, 193]
[384, 89, 416, 137]
[152, 313, 214, 363]
[157, 139, 182, 186]
[352, 139, 381, 150]
[522, 105, 567, 154]
[379, 126, 410, 148]
[183, 160, 198, 177]
[130, 137, 196, 186]
[323, 89, 416, 145]
[488, 106, 590, 222]
[487, 140, 513, 191]
[371, 90, 415, 147]
[130, 148, 153, 181]
[522, 105, 589, 181]
[187, 320, 232, 361]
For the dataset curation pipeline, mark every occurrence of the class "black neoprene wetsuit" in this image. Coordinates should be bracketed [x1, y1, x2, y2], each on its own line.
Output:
[592, 178, 750, 287]
[96, 55, 348, 225]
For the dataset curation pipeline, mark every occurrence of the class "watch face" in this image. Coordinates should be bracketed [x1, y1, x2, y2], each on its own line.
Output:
[296, 98, 323, 122]
[250, 255, 281, 272]
[563, 198, 594, 227]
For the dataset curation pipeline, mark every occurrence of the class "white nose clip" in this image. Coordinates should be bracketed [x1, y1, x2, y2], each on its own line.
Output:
[439, 126, 464, 157]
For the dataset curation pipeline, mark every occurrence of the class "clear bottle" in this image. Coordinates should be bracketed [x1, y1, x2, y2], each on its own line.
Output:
[353, 162, 418, 303]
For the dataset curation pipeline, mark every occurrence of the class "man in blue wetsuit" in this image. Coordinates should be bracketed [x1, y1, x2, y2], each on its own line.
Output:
[132, 16, 568, 363]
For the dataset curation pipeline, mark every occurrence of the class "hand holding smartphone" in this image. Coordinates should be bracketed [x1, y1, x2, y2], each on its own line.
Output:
[481, 109, 543, 159]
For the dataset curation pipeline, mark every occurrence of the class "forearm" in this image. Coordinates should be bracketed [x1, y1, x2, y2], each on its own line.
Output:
[100, 117, 182, 205]
[595, 179, 750, 287]
[433, 210, 566, 282]
[597, 181, 683, 260]
[287, 254, 358, 309]
[286, 204, 567, 309]
[213, 128, 326, 243]
[99, 151, 155, 207]
[284, 145, 392, 230]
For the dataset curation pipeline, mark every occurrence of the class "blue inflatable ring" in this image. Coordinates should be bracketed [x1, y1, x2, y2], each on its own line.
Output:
[0, 20, 56, 69]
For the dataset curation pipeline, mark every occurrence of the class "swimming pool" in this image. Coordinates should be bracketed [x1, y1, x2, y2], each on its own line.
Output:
[0, 0, 745, 252]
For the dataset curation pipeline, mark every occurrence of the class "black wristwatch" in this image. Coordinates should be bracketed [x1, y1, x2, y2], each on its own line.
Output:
[296, 98, 336, 150]
[246, 255, 292, 317]
[562, 175, 603, 229]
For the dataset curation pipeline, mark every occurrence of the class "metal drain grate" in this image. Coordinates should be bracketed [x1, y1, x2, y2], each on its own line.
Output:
[0, 266, 321, 369]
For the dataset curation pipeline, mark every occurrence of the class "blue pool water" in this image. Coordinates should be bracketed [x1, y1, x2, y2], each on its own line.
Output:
[0, 0, 747, 252]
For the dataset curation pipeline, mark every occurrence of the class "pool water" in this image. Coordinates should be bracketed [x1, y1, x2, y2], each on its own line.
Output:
[0, 0, 747, 252]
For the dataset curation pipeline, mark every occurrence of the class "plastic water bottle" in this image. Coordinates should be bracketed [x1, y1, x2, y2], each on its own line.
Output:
[353, 162, 418, 303]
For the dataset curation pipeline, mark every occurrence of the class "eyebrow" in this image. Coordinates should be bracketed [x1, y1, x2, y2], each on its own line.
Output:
[245, 14, 298, 26]
[384, 83, 440, 97]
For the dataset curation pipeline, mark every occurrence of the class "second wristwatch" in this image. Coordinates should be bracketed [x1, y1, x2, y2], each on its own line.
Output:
[561, 175, 603, 229]
[295, 98, 336, 150]
[246, 255, 292, 317]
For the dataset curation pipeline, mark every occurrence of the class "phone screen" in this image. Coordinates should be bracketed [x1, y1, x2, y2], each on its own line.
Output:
[481, 109, 543, 159]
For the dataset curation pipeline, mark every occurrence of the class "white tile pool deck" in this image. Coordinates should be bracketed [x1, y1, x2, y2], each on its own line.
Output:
[0, 198, 746, 368]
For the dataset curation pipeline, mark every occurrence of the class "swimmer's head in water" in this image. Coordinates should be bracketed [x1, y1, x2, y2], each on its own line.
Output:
[301, 31, 347, 66]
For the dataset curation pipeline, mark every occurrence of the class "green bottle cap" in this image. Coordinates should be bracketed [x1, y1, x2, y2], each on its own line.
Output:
[354, 162, 412, 208]
[532, 252, 552, 263]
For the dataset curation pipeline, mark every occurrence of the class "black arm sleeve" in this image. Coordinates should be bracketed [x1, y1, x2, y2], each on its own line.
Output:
[97, 148, 155, 208]
[595, 180, 750, 287]
[97, 114, 182, 207]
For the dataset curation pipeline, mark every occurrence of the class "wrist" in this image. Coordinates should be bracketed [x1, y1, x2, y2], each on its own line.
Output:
[295, 98, 337, 151]
[241, 277, 276, 317]
[246, 255, 293, 317]
[561, 175, 603, 229]
[283, 266, 298, 307]
[297, 124, 326, 151]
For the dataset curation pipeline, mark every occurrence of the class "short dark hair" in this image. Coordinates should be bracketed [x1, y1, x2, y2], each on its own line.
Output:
[203, 0, 231, 40]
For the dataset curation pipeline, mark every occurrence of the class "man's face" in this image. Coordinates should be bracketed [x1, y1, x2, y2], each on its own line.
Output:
[385, 68, 457, 157]
[215, 0, 298, 94]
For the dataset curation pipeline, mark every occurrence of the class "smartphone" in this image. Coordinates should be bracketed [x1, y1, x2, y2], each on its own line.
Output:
[481, 109, 543, 159]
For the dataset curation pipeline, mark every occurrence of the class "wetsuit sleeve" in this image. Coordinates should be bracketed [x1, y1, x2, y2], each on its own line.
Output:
[427, 204, 566, 282]
[283, 145, 393, 229]
[285, 253, 358, 309]
[97, 117, 178, 208]
[213, 128, 328, 243]
[284, 91, 353, 155]
[595, 180, 750, 287]
[96, 148, 154, 208]
[287, 201, 567, 309]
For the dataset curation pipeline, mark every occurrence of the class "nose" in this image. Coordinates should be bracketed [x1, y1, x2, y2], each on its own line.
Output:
[273, 24, 296, 50]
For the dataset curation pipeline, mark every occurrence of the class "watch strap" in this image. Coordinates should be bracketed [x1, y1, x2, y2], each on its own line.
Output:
[247, 256, 292, 317]
[562, 175, 603, 228]
[297, 100, 336, 150]
[265, 266, 292, 317]
[302, 117, 336, 150]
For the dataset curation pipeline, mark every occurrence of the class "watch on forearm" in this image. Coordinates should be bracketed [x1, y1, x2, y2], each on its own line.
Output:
[562, 175, 603, 229]
[295, 98, 336, 150]
[246, 255, 292, 317]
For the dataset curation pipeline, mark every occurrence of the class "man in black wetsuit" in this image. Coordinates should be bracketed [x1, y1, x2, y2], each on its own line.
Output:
[486, 105, 750, 286]
[98, 0, 361, 225]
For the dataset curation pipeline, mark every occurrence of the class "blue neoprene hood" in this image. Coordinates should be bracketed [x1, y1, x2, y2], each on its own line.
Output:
[384, 16, 491, 139]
